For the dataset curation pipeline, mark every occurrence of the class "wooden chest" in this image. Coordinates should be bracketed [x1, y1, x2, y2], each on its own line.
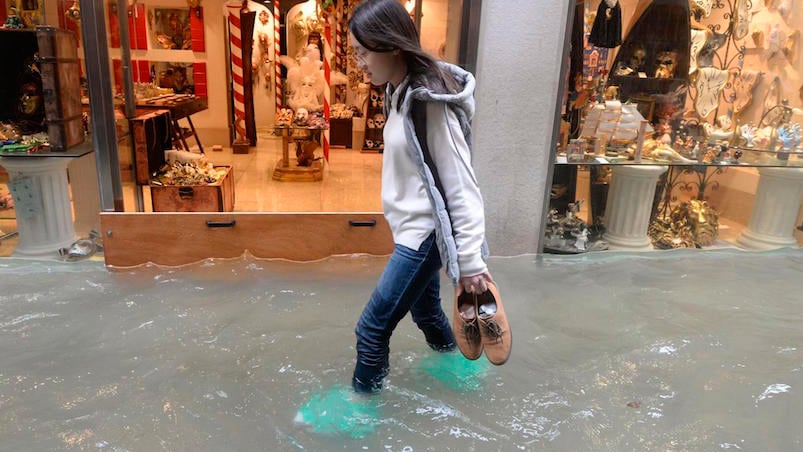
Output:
[0, 28, 84, 151]
[36, 27, 84, 151]
[131, 108, 235, 212]
[131, 109, 173, 185]
[150, 165, 235, 212]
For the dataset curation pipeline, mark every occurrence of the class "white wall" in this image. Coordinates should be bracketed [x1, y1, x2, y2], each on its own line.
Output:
[473, 0, 569, 255]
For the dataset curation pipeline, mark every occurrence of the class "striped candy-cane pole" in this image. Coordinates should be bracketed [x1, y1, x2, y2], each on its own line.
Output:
[226, 1, 247, 142]
[338, 1, 348, 72]
[334, 2, 341, 72]
[273, 0, 282, 109]
[323, 14, 332, 162]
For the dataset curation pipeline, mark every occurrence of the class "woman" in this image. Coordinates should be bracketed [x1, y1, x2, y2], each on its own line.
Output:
[349, 0, 496, 394]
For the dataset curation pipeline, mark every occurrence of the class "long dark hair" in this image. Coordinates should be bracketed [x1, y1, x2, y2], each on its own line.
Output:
[349, 0, 458, 95]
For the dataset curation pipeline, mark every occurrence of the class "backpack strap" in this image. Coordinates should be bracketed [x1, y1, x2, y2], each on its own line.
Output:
[412, 99, 449, 213]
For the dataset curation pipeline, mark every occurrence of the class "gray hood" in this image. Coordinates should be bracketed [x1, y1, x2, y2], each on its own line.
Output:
[388, 62, 476, 151]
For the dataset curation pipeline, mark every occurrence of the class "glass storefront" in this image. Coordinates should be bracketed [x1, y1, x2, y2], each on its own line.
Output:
[547, 0, 803, 254]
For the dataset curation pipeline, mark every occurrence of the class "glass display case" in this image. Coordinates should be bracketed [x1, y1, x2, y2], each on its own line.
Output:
[546, 0, 803, 254]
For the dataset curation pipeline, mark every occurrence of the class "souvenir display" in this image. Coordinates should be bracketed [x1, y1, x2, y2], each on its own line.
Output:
[649, 200, 719, 249]
[543, 202, 608, 254]
[362, 84, 385, 151]
[553, 0, 803, 254]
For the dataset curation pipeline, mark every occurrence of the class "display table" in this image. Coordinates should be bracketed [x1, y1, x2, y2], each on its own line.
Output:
[137, 94, 208, 153]
[272, 126, 324, 182]
[736, 167, 803, 250]
[0, 142, 94, 257]
[603, 165, 668, 250]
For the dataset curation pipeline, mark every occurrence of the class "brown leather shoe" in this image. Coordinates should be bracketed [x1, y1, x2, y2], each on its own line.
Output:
[477, 282, 511, 365]
[453, 287, 483, 360]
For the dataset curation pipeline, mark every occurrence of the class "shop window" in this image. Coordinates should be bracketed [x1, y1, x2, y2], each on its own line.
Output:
[546, 0, 803, 254]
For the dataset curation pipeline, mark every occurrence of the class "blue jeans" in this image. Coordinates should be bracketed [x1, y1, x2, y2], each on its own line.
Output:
[352, 233, 456, 393]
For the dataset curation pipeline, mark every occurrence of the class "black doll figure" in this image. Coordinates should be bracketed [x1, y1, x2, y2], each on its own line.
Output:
[589, 0, 622, 49]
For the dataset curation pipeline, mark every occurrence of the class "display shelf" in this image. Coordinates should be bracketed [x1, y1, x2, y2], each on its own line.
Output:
[555, 155, 803, 168]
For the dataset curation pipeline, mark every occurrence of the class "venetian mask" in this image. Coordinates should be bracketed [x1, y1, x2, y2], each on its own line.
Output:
[672, 200, 719, 247]
[295, 107, 309, 123]
[18, 81, 42, 118]
[654, 51, 677, 79]
[370, 90, 382, 108]
[628, 47, 646, 69]
[372, 113, 386, 129]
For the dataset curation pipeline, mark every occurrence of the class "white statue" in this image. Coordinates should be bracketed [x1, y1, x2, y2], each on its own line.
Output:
[573, 228, 589, 251]
[280, 45, 326, 112]
[279, 43, 348, 113]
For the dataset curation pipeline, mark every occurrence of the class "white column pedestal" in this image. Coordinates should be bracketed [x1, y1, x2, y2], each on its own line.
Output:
[603, 165, 668, 250]
[0, 157, 76, 257]
[736, 167, 803, 250]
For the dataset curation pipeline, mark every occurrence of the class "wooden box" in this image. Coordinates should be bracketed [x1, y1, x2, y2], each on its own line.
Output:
[131, 109, 235, 212]
[131, 109, 173, 185]
[36, 27, 84, 151]
[0, 27, 84, 151]
[150, 165, 235, 212]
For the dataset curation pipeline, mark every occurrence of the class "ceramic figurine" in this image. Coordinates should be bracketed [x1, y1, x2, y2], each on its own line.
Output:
[573, 227, 589, 251]
[777, 123, 801, 150]
[703, 115, 734, 141]
[2, 7, 24, 29]
[740, 124, 757, 147]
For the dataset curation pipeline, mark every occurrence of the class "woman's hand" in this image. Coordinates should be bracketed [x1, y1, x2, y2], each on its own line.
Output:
[458, 272, 494, 295]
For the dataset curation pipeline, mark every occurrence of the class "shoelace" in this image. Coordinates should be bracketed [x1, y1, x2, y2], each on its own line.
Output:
[463, 321, 481, 342]
[482, 319, 505, 342]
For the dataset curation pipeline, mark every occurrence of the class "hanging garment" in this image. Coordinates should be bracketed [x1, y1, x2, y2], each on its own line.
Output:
[589, 0, 622, 48]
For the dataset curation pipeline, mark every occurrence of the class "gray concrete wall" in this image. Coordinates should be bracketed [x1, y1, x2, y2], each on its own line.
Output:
[472, 1, 570, 255]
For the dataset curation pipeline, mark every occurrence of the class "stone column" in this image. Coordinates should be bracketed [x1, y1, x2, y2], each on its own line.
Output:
[736, 167, 803, 250]
[603, 165, 668, 250]
[0, 157, 75, 257]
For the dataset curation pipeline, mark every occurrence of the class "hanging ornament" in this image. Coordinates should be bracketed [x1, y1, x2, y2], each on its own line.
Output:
[65, 0, 81, 22]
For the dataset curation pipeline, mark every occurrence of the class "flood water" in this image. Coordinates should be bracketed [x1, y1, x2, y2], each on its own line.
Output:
[1, 249, 802, 451]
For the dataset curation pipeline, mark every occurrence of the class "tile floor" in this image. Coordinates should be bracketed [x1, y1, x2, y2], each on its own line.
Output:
[129, 128, 383, 213]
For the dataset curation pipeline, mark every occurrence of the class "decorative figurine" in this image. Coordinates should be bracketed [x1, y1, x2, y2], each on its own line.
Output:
[704, 115, 734, 141]
[653, 51, 678, 79]
[740, 123, 757, 147]
[777, 123, 801, 151]
[2, 6, 25, 29]
[572, 227, 589, 251]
